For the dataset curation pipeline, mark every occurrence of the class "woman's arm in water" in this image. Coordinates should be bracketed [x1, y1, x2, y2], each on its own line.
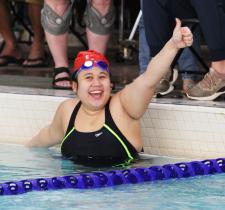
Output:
[26, 101, 69, 148]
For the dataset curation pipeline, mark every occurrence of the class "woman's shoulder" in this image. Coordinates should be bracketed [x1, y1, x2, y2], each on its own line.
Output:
[57, 98, 80, 131]
[57, 98, 80, 116]
[61, 98, 80, 107]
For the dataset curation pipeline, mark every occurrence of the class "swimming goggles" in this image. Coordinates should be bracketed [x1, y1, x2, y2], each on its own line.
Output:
[73, 60, 110, 79]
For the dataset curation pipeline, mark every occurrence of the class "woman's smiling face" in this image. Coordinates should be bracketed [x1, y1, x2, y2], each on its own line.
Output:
[75, 67, 111, 110]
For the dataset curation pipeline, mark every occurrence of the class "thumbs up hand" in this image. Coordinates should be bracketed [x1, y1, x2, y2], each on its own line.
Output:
[172, 18, 193, 49]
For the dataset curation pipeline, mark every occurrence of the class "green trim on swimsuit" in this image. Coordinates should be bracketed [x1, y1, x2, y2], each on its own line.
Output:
[60, 127, 75, 149]
[103, 124, 134, 161]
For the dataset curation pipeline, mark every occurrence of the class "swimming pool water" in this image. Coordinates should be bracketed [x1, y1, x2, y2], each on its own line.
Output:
[1, 144, 225, 210]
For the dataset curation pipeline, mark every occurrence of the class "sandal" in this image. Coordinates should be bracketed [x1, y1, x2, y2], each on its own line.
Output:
[22, 57, 49, 68]
[0, 55, 24, 67]
[52, 67, 72, 90]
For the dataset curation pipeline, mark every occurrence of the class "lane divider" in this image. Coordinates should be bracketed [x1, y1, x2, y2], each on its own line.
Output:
[1, 158, 225, 195]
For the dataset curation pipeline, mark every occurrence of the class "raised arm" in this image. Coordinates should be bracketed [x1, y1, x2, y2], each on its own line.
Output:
[119, 18, 193, 119]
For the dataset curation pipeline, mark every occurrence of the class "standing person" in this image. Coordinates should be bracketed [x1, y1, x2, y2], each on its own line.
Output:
[0, 0, 46, 67]
[27, 19, 193, 167]
[41, 0, 115, 89]
[142, 0, 225, 100]
[138, 0, 200, 94]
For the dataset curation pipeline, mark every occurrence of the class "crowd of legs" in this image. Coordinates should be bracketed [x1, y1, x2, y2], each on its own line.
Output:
[0, 0, 225, 101]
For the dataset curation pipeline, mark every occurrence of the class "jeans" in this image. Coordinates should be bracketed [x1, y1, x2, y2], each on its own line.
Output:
[178, 25, 201, 80]
[138, 10, 151, 74]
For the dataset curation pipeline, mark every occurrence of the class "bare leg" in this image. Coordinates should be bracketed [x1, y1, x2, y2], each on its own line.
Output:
[23, 2, 45, 65]
[86, 0, 112, 54]
[0, 0, 21, 62]
[86, 30, 110, 54]
[44, 0, 70, 88]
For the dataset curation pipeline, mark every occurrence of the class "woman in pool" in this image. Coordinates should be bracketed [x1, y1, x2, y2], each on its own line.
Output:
[27, 19, 193, 166]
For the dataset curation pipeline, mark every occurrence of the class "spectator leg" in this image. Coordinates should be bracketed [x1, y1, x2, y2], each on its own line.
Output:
[0, 0, 21, 62]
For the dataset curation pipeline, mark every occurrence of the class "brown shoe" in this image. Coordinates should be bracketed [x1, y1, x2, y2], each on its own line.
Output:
[186, 68, 225, 101]
[155, 68, 178, 96]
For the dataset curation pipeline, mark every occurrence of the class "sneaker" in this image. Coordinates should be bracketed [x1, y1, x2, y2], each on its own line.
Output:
[155, 68, 178, 96]
[186, 68, 225, 101]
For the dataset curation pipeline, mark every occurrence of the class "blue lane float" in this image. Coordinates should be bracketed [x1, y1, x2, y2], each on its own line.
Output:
[1, 158, 225, 195]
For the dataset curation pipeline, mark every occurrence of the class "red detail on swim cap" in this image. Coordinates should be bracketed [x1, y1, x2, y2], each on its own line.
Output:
[73, 50, 110, 73]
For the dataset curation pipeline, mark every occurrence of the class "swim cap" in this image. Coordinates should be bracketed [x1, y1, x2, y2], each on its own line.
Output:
[72, 50, 110, 79]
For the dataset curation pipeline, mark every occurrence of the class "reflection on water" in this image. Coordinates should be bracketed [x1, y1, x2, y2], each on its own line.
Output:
[1, 144, 225, 210]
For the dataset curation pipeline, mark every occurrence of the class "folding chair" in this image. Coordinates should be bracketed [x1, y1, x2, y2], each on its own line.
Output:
[117, 0, 140, 61]
[10, 1, 34, 45]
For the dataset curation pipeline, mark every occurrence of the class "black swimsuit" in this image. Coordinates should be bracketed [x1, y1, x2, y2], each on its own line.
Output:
[61, 99, 138, 166]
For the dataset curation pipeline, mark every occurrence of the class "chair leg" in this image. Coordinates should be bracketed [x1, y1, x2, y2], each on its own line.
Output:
[69, 0, 88, 49]
[9, 1, 34, 37]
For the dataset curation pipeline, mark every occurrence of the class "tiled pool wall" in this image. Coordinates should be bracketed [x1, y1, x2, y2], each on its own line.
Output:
[142, 103, 225, 159]
[1, 87, 225, 159]
[0, 92, 67, 144]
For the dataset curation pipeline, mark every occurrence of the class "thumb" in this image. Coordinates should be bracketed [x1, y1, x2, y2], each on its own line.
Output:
[175, 18, 182, 30]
